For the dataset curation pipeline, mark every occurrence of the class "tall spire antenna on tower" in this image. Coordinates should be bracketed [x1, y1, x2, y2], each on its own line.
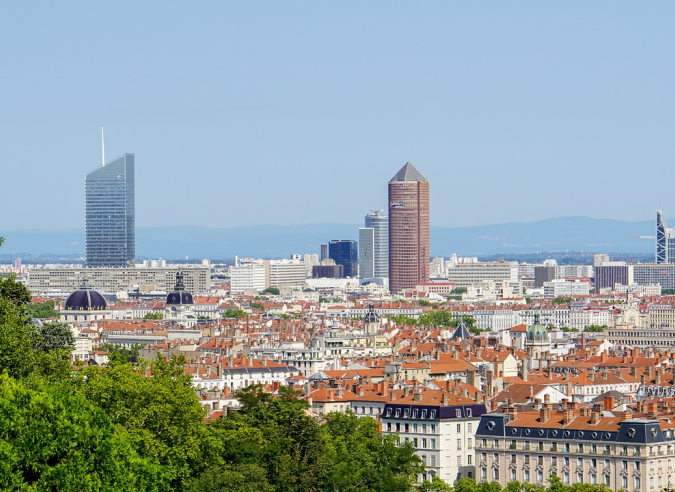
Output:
[101, 126, 105, 167]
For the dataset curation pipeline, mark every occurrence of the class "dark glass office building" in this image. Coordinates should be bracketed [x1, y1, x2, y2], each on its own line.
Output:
[329, 240, 358, 278]
[85, 154, 135, 267]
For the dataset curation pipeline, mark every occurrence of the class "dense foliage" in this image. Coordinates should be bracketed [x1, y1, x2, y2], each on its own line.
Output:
[143, 311, 164, 320]
[27, 299, 59, 319]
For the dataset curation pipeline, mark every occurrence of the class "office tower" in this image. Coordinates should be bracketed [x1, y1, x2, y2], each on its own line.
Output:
[328, 240, 358, 278]
[359, 228, 374, 278]
[388, 162, 429, 293]
[656, 210, 675, 264]
[365, 210, 388, 278]
[320, 244, 328, 262]
[534, 266, 556, 288]
[85, 154, 135, 267]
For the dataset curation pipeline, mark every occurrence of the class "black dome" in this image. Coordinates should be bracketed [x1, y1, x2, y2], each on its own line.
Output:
[363, 301, 380, 323]
[167, 291, 193, 305]
[65, 279, 107, 310]
[166, 270, 194, 305]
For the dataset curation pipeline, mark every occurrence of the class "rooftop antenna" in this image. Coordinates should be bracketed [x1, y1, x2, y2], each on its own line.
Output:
[101, 126, 105, 167]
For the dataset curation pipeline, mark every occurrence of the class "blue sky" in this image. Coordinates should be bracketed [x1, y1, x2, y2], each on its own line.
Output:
[1, 2, 674, 230]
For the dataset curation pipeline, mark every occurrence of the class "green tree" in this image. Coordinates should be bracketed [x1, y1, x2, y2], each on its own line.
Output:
[390, 314, 419, 326]
[188, 464, 273, 492]
[143, 311, 164, 320]
[584, 324, 607, 333]
[27, 299, 59, 318]
[99, 343, 141, 365]
[323, 411, 423, 492]
[77, 355, 209, 489]
[230, 385, 326, 492]
[0, 276, 37, 379]
[0, 374, 163, 490]
[263, 287, 280, 295]
[417, 475, 452, 491]
[0, 273, 32, 306]
[35, 321, 75, 354]
[224, 308, 248, 319]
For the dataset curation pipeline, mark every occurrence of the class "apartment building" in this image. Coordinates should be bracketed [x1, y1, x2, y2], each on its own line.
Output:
[28, 266, 211, 296]
[381, 388, 486, 484]
[445, 263, 518, 288]
[475, 400, 672, 492]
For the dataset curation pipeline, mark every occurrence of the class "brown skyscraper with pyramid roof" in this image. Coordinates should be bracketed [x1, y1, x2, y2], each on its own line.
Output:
[388, 162, 430, 293]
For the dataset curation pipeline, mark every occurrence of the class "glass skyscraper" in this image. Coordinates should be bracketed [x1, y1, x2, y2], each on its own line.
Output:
[359, 210, 388, 279]
[85, 154, 135, 267]
[328, 240, 358, 278]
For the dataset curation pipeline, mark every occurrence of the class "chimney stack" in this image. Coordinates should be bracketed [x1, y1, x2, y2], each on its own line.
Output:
[442, 392, 449, 406]
[507, 403, 518, 422]
[603, 396, 615, 411]
[590, 404, 602, 425]
[540, 403, 551, 423]
[562, 405, 574, 426]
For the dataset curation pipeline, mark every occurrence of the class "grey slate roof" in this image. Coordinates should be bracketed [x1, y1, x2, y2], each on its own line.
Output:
[451, 320, 472, 341]
[390, 162, 427, 182]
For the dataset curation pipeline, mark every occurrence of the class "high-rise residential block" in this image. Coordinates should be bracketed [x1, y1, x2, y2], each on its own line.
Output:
[328, 240, 358, 278]
[388, 162, 429, 293]
[85, 154, 135, 267]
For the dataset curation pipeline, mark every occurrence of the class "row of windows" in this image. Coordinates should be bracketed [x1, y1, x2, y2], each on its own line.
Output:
[386, 422, 437, 434]
[385, 407, 474, 419]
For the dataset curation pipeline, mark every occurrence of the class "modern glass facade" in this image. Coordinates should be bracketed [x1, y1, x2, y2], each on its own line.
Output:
[656, 210, 675, 264]
[365, 210, 388, 278]
[359, 228, 375, 278]
[85, 154, 135, 267]
[328, 240, 358, 278]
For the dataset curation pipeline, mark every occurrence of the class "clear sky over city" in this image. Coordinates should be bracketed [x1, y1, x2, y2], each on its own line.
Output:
[1, 2, 674, 230]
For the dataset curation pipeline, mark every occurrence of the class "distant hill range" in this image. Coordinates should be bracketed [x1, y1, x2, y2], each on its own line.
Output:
[0, 216, 655, 261]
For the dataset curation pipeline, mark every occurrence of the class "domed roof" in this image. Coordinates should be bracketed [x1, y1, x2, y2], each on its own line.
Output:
[527, 313, 549, 341]
[64, 279, 107, 311]
[363, 302, 380, 324]
[166, 270, 194, 305]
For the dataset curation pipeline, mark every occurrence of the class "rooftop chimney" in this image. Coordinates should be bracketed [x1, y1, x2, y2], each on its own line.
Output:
[621, 409, 633, 421]
[540, 404, 551, 423]
[562, 406, 574, 426]
[507, 404, 518, 422]
[442, 392, 449, 406]
[590, 404, 603, 425]
[603, 396, 615, 411]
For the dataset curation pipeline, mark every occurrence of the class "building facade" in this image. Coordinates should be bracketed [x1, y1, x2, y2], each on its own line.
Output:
[329, 240, 358, 278]
[359, 228, 375, 278]
[28, 266, 210, 296]
[365, 210, 389, 278]
[230, 260, 266, 293]
[475, 404, 672, 492]
[381, 389, 485, 484]
[388, 162, 430, 293]
[655, 210, 675, 264]
[265, 258, 307, 288]
[85, 153, 135, 267]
